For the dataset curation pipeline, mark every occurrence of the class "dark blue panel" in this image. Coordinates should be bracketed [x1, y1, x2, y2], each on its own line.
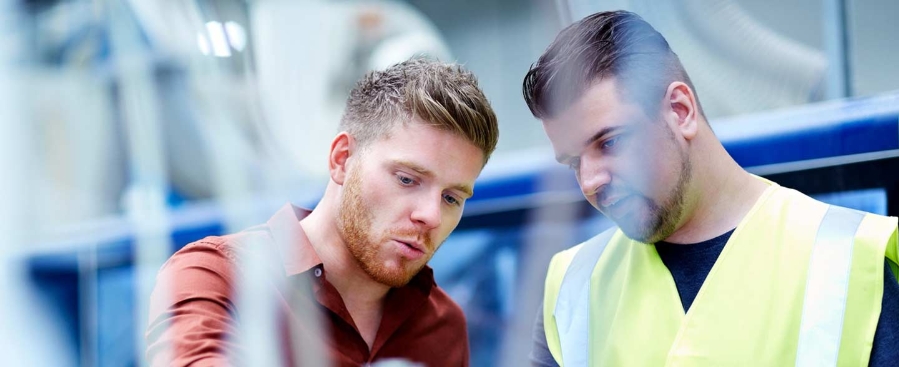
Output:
[725, 114, 899, 167]
[469, 173, 537, 202]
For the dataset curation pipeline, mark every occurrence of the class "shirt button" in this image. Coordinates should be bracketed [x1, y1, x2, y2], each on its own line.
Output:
[314, 268, 323, 278]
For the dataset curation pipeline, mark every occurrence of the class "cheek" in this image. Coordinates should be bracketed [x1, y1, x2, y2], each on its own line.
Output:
[644, 143, 682, 196]
[617, 136, 673, 193]
[372, 179, 409, 212]
[436, 210, 462, 236]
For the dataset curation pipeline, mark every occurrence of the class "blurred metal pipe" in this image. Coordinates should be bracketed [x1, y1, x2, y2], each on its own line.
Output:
[102, 1, 174, 366]
[181, 2, 298, 364]
[498, 172, 581, 367]
[78, 247, 100, 367]
[823, 0, 852, 99]
[554, 0, 572, 27]
[0, 2, 74, 365]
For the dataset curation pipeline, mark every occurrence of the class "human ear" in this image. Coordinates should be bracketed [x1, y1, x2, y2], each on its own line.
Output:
[665, 82, 699, 140]
[328, 132, 355, 185]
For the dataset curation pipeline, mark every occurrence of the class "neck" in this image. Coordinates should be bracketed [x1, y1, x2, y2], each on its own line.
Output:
[663, 138, 769, 244]
[300, 184, 390, 343]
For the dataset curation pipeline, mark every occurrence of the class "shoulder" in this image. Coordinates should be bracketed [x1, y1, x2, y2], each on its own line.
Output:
[855, 213, 898, 266]
[158, 224, 277, 284]
[427, 286, 468, 327]
[546, 228, 619, 282]
[407, 286, 470, 363]
[545, 244, 582, 282]
[541, 230, 610, 306]
[766, 185, 831, 216]
[150, 225, 279, 312]
[770, 185, 897, 250]
[771, 184, 895, 231]
[779, 185, 899, 267]
[790, 185, 899, 258]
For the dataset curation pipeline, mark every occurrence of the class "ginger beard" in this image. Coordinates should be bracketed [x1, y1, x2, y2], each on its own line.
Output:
[337, 169, 433, 287]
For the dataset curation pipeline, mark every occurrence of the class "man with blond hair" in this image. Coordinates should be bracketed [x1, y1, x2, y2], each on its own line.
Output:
[146, 58, 499, 367]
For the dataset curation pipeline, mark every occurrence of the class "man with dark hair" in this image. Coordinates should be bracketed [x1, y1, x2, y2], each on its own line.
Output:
[524, 10, 898, 366]
[146, 58, 499, 366]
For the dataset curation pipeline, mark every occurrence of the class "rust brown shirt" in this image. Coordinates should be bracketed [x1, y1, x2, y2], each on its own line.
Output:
[146, 204, 470, 367]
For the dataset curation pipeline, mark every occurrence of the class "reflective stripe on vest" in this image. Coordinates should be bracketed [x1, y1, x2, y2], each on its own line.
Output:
[795, 205, 865, 367]
[554, 205, 865, 367]
[554, 227, 616, 366]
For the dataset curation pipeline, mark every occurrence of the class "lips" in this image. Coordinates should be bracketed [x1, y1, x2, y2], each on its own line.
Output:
[597, 192, 636, 221]
[393, 239, 427, 260]
[395, 239, 425, 252]
[600, 194, 628, 208]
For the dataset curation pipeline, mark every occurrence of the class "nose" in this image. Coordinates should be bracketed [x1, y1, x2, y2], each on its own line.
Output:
[578, 155, 612, 198]
[410, 194, 442, 230]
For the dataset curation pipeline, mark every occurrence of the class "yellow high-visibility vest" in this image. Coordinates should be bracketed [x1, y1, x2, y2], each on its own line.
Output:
[542, 181, 899, 366]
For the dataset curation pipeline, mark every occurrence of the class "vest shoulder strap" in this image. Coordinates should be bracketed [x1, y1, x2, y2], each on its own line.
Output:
[554, 226, 617, 367]
[795, 205, 865, 367]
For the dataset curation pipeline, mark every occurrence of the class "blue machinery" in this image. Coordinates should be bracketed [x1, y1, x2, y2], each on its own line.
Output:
[29, 92, 899, 366]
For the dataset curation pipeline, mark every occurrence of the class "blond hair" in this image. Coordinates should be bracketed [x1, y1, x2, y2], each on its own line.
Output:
[341, 58, 499, 163]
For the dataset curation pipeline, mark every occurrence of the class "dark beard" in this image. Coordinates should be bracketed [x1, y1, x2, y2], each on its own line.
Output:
[621, 154, 692, 244]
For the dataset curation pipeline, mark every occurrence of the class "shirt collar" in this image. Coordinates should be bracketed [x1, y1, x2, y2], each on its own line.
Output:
[266, 203, 321, 276]
[266, 203, 436, 290]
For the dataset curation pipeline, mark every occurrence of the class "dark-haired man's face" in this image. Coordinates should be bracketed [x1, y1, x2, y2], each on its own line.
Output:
[543, 77, 691, 243]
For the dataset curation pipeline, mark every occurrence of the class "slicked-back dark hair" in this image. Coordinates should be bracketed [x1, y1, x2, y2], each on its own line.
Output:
[523, 10, 701, 119]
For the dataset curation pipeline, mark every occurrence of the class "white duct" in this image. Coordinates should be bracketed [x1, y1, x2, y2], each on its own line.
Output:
[123, 0, 453, 200]
[570, 0, 827, 118]
[252, 0, 452, 184]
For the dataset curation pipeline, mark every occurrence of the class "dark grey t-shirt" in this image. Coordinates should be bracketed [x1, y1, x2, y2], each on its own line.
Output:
[530, 229, 899, 366]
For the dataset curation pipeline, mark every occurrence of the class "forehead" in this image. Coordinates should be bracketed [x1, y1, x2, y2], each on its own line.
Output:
[365, 122, 485, 184]
[543, 78, 644, 153]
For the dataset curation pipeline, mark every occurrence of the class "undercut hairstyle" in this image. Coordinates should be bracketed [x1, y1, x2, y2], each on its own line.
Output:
[341, 58, 499, 163]
[522, 10, 702, 120]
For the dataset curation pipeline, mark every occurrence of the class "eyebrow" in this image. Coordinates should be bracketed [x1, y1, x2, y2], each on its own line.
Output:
[395, 160, 474, 197]
[555, 126, 622, 163]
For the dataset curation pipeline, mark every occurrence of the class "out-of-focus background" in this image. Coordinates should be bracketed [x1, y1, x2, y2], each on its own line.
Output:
[3, 0, 898, 366]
